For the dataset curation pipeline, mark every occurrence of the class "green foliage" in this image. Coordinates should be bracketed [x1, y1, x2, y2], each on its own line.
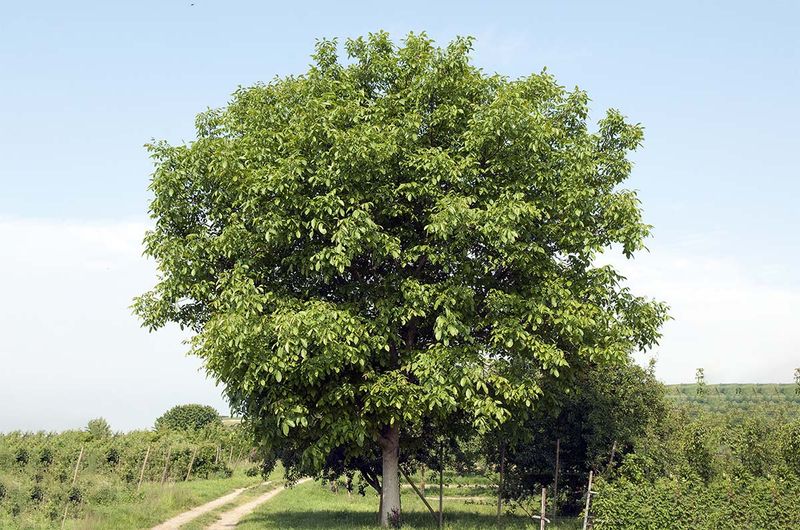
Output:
[593, 475, 800, 529]
[134, 31, 666, 480]
[665, 384, 800, 415]
[154, 404, 222, 432]
[0, 421, 252, 524]
[594, 402, 800, 529]
[87, 418, 112, 439]
[493, 356, 667, 514]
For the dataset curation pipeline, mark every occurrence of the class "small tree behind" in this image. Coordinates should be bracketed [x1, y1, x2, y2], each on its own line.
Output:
[86, 417, 112, 439]
[695, 368, 707, 396]
[155, 404, 222, 431]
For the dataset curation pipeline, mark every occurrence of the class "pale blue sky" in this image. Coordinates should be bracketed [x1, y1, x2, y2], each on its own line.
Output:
[1, 1, 798, 430]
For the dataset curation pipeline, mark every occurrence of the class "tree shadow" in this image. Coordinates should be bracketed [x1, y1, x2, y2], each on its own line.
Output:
[245, 508, 538, 529]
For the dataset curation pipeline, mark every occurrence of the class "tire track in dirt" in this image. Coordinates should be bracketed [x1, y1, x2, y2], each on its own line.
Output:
[151, 484, 259, 530]
[206, 478, 311, 529]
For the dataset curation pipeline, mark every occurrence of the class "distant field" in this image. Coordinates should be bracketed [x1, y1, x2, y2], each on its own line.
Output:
[665, 383, 800, 406]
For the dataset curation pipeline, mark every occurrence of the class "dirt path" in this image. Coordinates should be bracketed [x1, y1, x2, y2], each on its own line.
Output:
[150, 486, 254, 530]
[206, 478, 311, 529]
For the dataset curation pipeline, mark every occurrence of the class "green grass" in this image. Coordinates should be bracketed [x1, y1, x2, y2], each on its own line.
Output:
[179, 481, 281, 530]
[237, 480, 581, 529]
[64, 466, 263, 530]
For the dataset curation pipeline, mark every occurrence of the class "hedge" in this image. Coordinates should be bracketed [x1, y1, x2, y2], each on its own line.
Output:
[592, 475, 800, 530]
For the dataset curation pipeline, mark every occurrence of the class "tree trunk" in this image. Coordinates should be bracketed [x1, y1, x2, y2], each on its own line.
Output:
[379, 425, 401, 527]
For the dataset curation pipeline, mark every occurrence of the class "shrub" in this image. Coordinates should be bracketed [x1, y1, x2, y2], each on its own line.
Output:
[68, 487, 82, 504]
[593, 475, 800, 529]
[106, 447, 120, 466]
[780, 420, 800, 475]
[30, 485, 44, 503]
[15, 448, 29, 466]
[39, 448, 53, 467]
[155, 404, 222, 431]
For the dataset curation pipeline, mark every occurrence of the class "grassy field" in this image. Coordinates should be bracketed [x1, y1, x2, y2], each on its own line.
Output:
[179, 481, 281, 530]
[61, 466, 264, 530]
[237, 480, 581, 530]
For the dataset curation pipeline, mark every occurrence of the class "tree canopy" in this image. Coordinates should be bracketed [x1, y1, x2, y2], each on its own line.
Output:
[134, 31, 667, 525]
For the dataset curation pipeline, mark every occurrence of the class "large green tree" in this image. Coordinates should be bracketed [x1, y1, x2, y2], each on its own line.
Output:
[134, 32, 667, 526]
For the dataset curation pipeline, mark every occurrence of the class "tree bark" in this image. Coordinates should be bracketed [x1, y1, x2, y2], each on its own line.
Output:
[379, 425, 401, 527]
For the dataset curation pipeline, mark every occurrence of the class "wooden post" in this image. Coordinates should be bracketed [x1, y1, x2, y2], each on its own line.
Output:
[161, 446, 172, 485]
[496, 441, 505, 524]
[582, 471, 593, 530]
[137, 445, 151, 492]
[420, 464, 426, 499]
[185, 447, 198, 481]
[552, 438, 560, 518]
[61, 445, 84, 528]
[400, 467, 438, 522]
[608, 440, 617, 469]
[540, 487, 547, 530]
[438, 441, 444, 529]
[72, 446, 84, 483]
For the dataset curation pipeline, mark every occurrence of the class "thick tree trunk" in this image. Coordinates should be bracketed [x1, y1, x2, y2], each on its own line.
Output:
[379, 425, 401, 527]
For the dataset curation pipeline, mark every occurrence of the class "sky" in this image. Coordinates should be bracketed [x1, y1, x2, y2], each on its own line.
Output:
[1, 1, 798, 431]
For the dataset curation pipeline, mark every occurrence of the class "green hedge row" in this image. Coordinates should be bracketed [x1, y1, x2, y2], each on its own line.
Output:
[592, 475, 800, 530]
[0, 427, 252, 521]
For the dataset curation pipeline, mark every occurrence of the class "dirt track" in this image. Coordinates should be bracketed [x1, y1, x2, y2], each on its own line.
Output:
[150, 486, 252, 530]
[206, 478, 311, 529]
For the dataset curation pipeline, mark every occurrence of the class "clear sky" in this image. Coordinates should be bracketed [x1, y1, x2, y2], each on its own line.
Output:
[1, 1, 798, 431]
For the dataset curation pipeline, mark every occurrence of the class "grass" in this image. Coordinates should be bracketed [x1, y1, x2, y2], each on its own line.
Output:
[64, 466, 265, 530]
[237, 480, 581, 530]
[179, 481, 281, 530]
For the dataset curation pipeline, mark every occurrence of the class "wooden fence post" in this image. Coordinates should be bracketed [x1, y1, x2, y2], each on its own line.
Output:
[607, 441, 617, 469]
[61, 445, 84, 529]
[161, 446, 172, 485]
[137, 445, 151, 492]
[234, 448, 244, 469]
[540, 487, 547, 530]
[400, 467, 438, 523]
[552, 438, 560, 518]
[582, 471, 594, 530]
[496, 441, 505, 525]
[438, 441, 444, 530]
[185, 447, 198, 481]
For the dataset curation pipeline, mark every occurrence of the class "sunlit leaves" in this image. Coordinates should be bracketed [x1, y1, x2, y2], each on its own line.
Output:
[135, 31, 668, 472]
